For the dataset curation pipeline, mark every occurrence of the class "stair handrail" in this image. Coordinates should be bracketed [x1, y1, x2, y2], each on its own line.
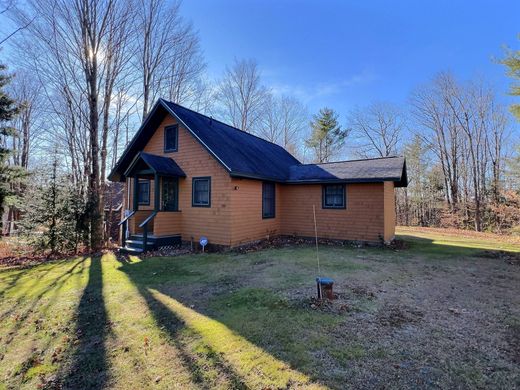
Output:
[139, 211, 157, 253]
[119, 210, 136, 248]
[138, 211, 157, 228]
[118, 210, 136, 226]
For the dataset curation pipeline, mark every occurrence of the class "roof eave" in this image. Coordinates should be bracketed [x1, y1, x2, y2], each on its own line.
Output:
[108, 100, 166, 182]
[229, 171, 286, 183]
[285, 177, 403, 184]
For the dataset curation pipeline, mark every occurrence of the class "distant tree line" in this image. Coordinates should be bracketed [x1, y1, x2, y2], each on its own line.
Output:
[0, 0, 519, 255]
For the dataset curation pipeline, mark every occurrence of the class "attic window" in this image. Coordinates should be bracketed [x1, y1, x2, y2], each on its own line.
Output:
[322, 184, 346, 209]
[164, 124, 178, 152]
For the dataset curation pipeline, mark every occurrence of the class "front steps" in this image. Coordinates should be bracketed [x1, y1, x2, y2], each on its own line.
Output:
[119, 234, 181, 254]
[120, 235, 158, 254]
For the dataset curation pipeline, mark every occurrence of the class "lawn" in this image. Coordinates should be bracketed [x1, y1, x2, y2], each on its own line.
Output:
[0, 228, 519, 389]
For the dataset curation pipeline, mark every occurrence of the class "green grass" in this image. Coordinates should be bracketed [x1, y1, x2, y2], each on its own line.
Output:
[0, 229, 518, 389]
[397, 227, 520, 254]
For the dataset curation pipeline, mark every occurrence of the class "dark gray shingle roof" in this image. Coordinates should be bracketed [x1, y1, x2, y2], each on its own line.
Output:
[125, 152, 186, 177]
[288, 156, 407, 186]
[162, 100, 300, 181]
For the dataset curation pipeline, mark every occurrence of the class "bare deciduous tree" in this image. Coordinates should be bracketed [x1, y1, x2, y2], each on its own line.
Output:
[12, 0, 136, 249]
[135, 0, 204, 119]
[260, 94, 308, 156]
[411, 73, 461, 206]
[411, 72, 513, 231]
[216, 58, 268, 132]
[348, 102, 403, 158]
[8, 70, 45, 168]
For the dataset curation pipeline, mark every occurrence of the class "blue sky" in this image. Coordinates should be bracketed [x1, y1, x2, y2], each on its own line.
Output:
[183, 0, 520, 115]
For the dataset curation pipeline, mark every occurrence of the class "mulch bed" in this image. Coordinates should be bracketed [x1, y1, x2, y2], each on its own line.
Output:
[0, 253, 70, 268]
[0, 249, 107, 268]
[232, 236, 380, 254]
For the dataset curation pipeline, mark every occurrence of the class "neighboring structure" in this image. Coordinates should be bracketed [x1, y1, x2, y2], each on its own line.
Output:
[104, 182, 124, 242]
[108, 99, 407, 252]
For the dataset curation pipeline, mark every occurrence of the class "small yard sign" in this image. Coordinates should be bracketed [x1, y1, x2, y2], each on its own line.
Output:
[200, 236, 208, 252]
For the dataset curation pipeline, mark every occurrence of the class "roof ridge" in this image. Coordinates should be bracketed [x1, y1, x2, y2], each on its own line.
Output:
[296, 155, 403, 166]
[161, 99, 300, 161]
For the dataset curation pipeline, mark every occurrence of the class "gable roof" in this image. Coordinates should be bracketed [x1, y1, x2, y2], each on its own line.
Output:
[125, 152, 186, 177]
[162, 100, 301, 181]
[287, 156, 407, 187]
[108, 99, 407, 187]
[108, 99, 300, 182]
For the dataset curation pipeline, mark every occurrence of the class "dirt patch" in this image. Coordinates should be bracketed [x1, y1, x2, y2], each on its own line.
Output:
[505, 319, 520, 364]
[377, 304, 424, 327]
[306, 296, 352, 314]
[349, 284, 377, 299]
[477, 250, 520, 266]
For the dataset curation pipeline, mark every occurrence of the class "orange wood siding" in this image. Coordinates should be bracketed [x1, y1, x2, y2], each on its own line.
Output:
[137, 115, 233, 244]
[154, 211, 182, 236]
[129, 210, 153, 234]
[229, 178, 281, 246]
[383, 181, 396, 242]
[279, 183, 386, 242]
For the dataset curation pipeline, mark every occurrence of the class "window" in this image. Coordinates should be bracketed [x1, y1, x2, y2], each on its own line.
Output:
[164, 124, 178, 152]
[138, 179, 150, 205]
[162, 177, 178, 211]
[192, 177, 211, 207]
[322, 184, 346, 209]
[262, 182, 275, 218]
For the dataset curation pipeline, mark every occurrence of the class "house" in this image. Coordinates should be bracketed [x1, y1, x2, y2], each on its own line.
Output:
[108, 99, 407, 253]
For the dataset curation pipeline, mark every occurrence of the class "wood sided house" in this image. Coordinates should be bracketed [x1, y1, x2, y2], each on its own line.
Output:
[108, 99, 408, 253]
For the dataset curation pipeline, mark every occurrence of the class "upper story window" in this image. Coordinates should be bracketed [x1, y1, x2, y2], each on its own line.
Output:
[322, 184, 346, 209]
[138, 179, 150, 205]
[164, 124, 178, 152]
[192, 177, 211, 207]
[262, 182, 275, 218]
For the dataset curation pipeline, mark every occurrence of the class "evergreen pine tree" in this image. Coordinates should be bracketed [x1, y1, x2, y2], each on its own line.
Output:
[500, 44, 520, 119]
[19, 156, 87, 254]
[305, 108, 348, 162]
[0, 64, 23, 231]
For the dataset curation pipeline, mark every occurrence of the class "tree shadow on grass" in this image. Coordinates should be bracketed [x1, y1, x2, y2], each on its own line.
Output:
[116, 256, 326, 389]
[57, 257, 110, 389]
[0, 258, 88, 350]
[0, 258, 90, 313]
[115, 257, 248, 388]
[137, 285, 248, 389]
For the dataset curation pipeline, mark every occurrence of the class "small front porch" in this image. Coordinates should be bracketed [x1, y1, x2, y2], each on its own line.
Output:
[119, 152, 185, 253]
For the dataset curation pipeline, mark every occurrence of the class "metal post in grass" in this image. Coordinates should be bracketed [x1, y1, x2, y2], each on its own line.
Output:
[313, 205, 322, 299]
[314, 204, 334, 300]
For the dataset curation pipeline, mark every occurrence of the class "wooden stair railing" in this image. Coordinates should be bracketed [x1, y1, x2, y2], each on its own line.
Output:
[118, 210, 136, 248]
[138, 211, 157, 252]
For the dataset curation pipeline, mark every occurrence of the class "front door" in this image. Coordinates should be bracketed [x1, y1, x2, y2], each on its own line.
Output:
[162, 177, 178, 211]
